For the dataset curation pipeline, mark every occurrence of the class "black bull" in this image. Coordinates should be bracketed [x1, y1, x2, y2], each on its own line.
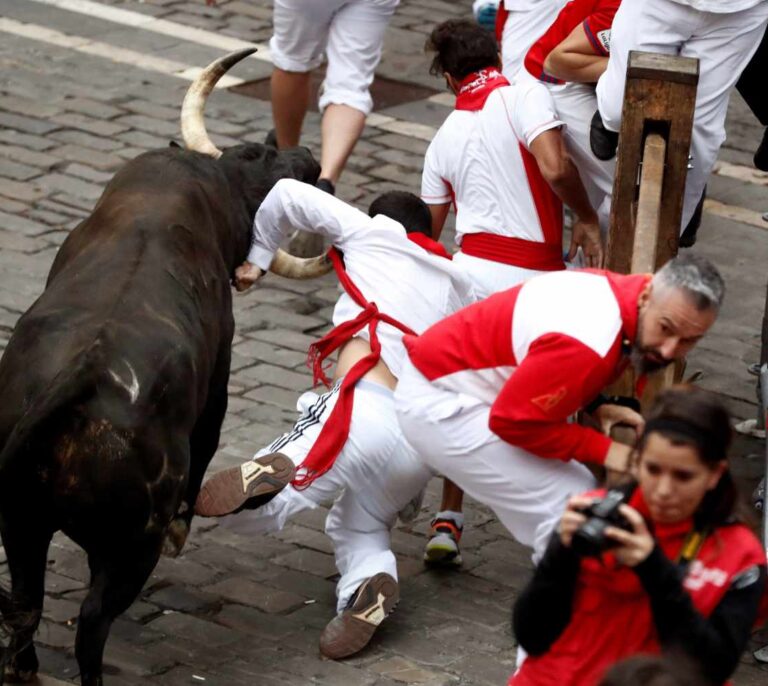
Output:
[0, 50, 328, 685]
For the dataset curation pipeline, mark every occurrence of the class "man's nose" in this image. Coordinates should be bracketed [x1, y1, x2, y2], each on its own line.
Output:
[659, 337, 681, 360]
[657, 474, 674, 497]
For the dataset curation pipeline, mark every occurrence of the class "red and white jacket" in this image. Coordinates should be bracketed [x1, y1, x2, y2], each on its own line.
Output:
[403, 269, 650, 465]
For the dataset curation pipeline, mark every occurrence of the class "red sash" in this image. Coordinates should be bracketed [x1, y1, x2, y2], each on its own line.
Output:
[455, 68, 510, 111]
[461, 232, 565, 271]
[292, 234, 450, 490]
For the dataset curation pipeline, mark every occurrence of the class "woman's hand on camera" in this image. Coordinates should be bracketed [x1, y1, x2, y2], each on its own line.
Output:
[604, 504, 654, 567]
[559, 495, 593, 547]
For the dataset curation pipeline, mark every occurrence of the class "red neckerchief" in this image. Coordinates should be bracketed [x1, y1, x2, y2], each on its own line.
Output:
[293, 235, 450, 489]
[455, 68, 510, 111]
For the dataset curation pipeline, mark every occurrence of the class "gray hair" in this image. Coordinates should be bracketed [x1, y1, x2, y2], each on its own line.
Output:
[652, 254, 725, 311]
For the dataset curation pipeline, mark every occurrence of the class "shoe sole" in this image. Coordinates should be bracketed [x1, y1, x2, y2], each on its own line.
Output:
[194, 453, 295, 517]
[424, 546, 462, 567]
[319, 572, 399, 660]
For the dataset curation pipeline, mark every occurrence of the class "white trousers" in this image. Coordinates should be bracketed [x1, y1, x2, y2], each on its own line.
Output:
[595, 0, 768, 230]
[453, 250, 551, 301]
[270, 0, 399, 115]
[500, 2, 566, 79]
[549, 83, 615, 236]
[222, 379, 433, 612]
[394, 359, 595, 560]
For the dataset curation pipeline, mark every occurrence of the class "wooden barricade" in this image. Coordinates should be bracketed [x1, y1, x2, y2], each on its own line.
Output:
[604, 51, 699, 408]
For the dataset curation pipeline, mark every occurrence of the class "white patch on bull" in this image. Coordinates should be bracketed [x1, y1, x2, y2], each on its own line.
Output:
[109, 360, 140, 404]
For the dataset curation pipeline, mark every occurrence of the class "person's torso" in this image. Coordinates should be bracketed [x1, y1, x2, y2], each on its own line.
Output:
[332, 217, 472, 378]
[404, 270, 626, 403]
[669, 0, 767, 13]
[429, 84, 562, 246]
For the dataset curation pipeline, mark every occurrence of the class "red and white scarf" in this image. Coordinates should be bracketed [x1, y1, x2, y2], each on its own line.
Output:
[455, 68, 510, 111]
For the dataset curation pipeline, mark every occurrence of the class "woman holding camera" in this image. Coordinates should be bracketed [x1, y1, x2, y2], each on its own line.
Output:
[510, 386, 767, 686]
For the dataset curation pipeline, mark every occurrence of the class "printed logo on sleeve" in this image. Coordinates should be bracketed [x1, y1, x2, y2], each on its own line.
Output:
[683, 560, 729, 591]
[597, 29, 611, 54]
[531, 386, 567, 412]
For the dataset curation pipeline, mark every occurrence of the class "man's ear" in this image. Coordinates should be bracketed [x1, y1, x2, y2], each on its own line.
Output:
[638, 281, 653, 311]
[445, 73, 460, 94]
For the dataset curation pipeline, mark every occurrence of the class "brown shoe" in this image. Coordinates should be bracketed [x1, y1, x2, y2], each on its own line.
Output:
[194, 453, 295, 517]
[319, 573, 399, 659]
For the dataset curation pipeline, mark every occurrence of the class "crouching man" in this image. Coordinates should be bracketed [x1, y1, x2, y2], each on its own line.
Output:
[195, 179, 475, 658]
[395, 254, 724, 560]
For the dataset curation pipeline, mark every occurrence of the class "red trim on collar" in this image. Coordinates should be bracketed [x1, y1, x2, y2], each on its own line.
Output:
[407, 232, 452, 260]
[455, 68, 510, 111]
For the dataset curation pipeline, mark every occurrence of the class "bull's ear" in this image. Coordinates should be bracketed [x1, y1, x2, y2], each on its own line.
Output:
[169, 141, 182, 148]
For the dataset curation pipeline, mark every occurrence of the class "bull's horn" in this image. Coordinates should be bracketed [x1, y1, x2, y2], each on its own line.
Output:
[269, 249, 334, 280]
[181, 48, 257, 158]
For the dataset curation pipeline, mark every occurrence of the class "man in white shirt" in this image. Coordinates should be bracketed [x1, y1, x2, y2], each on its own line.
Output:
[593, 0, 768, 240]
[195, 179, 475, 659]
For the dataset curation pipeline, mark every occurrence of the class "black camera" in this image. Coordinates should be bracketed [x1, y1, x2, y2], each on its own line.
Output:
[571, 488, 633, 557]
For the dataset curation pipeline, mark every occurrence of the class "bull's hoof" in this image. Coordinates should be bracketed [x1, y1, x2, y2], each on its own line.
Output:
[3, 664, 37, 683]
[162, 518, 190, 558]
[287, 230, 325, 258]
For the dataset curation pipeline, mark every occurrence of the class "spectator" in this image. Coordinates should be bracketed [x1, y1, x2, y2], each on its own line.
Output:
[510, 385, 767, 686]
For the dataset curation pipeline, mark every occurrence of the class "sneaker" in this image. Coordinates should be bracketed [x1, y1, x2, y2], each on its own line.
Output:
[679, 187, 706, 248]
[754, 127, 768, 172]
[194, 452, 295, 517]
[315, 178, 336, 196]
[264, 128, 277, 148]
[424, 516, 463, 567]
[319, 573, 399, 659]
[590, 110, 619, 161]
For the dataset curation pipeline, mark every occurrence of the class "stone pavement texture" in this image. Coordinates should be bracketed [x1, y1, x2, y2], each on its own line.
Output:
[0, 0, 766, 684]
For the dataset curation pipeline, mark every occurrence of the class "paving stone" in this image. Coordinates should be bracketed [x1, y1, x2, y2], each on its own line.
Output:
[204, 577, 307, 614]
[49, 144, 125, 171]
[271, 548, 338, 579]
[50, 129, 126, 152]
[0, 211, 50, 237]
[36, 173, 105, 202]
[61, 96, 126, 120]
[147, 585, 219, 613]
[0, 112, 60, 135]
[372, 656, 456, 684]
[51, 112, 130, 137]
[0, 145, 59, 170]
[148, 612, 241, 648]
[0, 158, 41, 181]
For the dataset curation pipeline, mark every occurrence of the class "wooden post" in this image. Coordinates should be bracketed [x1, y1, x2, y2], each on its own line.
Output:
[606, 51, 699, 274]
[604, 51, 699, 406]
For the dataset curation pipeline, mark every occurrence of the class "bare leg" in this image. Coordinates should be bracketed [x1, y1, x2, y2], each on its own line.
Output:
[319, 104, 366, 185]
[439, 479, 464, 513]
[270, 68, 312, 149]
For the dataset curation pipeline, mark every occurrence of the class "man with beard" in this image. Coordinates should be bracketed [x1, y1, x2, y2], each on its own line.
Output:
[394, 254, 723, 559]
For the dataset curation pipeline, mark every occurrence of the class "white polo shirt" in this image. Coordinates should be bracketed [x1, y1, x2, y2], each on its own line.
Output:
[421, 77, 565, 247]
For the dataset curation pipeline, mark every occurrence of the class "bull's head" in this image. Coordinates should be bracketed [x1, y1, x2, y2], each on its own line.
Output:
[180, 49, 332, 280]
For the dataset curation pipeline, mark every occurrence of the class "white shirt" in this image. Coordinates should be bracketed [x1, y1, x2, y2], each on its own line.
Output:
[421, 77, 564, 246]
[668, 0, 766, 12]
[248, 179, 476, 378]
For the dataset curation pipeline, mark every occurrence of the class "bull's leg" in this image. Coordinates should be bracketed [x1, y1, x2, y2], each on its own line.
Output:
[0, 521, 52, 683]
[75, 542, 160, 686]
[165, 377, 228, 557]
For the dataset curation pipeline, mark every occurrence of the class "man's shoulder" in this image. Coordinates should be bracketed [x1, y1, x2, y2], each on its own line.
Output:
[514, 271, 622, 358]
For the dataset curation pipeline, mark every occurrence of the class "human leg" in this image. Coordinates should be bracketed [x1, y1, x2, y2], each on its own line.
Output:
[268, 0, 337, 147]
[678, 5, 768, 228]
[317, 0, 398, 184]
[396, 361, 595, 560]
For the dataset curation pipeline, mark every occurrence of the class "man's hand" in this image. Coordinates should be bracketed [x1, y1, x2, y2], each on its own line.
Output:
[204, 0, 217, 6]
[604, 505, 655, 567]
[593, 403, 645, 438]
[568, 218, 604, 268]
[234, 261, 265, 292]
[604, 441, 634, 474]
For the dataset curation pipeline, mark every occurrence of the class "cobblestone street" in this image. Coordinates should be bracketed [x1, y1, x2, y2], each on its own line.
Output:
[0, 1, 767, 684]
